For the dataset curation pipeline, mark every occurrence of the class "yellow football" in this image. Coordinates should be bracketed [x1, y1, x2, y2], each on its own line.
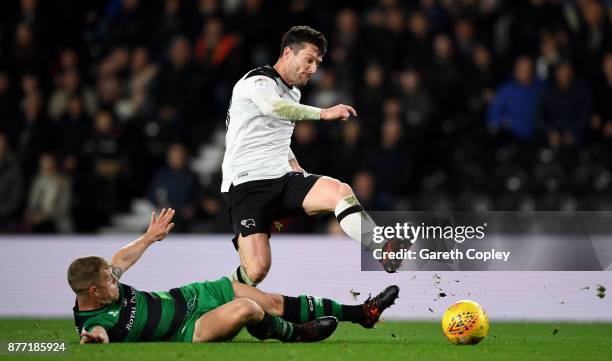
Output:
[441, 300, 490, 345]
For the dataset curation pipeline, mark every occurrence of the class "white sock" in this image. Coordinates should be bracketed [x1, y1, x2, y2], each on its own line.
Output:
[334, 195, 378, 250]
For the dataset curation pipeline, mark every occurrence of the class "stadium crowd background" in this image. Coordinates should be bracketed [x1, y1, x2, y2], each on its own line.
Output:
[1, 0, 612, 234]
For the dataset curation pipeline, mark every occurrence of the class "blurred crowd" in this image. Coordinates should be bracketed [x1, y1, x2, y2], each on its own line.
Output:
[1, 0, 612, 234]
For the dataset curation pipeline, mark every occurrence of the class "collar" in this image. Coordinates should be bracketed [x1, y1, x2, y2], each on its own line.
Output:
[266, 64, 293, 89]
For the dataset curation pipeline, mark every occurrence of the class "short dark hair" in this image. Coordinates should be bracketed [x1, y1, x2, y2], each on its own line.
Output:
[279, 26, 328, 57]
[67, 256, 109, 295]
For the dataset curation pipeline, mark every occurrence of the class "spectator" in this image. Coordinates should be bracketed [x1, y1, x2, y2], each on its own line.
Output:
[0, 133, 23, 229]
[291, 122, 327, 175]
[398, 68, 432, 127]
[592, 53, 612, 139]
[405, 11, 432, 69]
[426, 33, 465, 118]
[10, 22, 44, 76]
[105, 0, 149, 49]
[55, 49, 80, 74]
[357, 63, 387, 143]
[150, 0, 190, 53]
[58, 95, 91, 174]
[365, 117, 410, 196]
[194, 17, 241, 124]
[84, 110, 124, 223]
[572, 0, 612, 82]
[351, 170, 388, 210]
[453, 17, 477, 66]
[193, 0, 223, 37]
[47, 69, 96, 120]
[331, 8, 362, 92]
[0, 71, 21, 140]
[509, 0, 566, 56]
[96, 75, 122, 114]
[194, 17, 240, 72]
[538, 61, 591, 147]
[147, 143, 200, 232]
[24, 153, 73, 233]
[465, 45, 497, 115]
[330, 121, 364, 182]
[535, 32, 563, 81]
[150, 36, 199, 139]
[18, 91, 58, 179]
[488, 56, 542, 141]
[379, 7, 409, 71]
[117, 47, 158, 121]
[308, 69, 352, 109]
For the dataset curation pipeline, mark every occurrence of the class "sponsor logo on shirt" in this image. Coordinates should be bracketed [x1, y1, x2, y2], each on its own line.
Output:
[125, 287, 137, 331]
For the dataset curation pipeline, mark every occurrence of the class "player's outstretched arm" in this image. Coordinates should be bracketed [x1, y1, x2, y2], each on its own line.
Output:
[80, 326, 109, 344]
[109, 208, 175, 280]
[246, 77, 357, 123]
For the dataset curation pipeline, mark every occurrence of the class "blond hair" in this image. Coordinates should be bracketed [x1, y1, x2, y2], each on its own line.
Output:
[67, 256, 109, 295]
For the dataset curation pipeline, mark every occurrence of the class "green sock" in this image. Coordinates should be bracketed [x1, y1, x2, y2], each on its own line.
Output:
[247, 313, 299, 342]
[282, 295, 364, 324]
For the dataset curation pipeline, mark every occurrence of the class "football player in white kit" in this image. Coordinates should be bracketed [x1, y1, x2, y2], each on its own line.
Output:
[222, 26, 404, 286]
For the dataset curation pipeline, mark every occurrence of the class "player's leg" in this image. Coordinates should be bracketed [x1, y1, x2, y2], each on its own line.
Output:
[193, 297, 338, 343]
[192, 298, 263, 342]
[232, 281, 400, 328]
[224, 178, 281, 286]
[301, 176, 353, 215]
[302, 176, 376, 247]
[230, 232, 271, 286]
[303, 176, 405, 265]
[232, 281, 284, 315]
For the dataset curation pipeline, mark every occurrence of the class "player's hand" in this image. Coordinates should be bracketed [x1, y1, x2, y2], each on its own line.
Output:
[80, 330, 105, 344]
[320, 104, 357, 123]
[145, 208, 176, 242]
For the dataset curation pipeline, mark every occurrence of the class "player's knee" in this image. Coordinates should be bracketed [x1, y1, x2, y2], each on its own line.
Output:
[244, 260, 270, 284]
[336, 182, 354, 202]
[269, 294, 284, 315]
[235, 298, 264, 322]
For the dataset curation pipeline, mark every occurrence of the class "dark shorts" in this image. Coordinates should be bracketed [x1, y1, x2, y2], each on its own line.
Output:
[222, 171, 320, 250]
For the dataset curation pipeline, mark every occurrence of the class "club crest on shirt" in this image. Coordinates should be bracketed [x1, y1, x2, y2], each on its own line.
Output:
[254, 77, 271, 88]
[241, 219, 256, 228]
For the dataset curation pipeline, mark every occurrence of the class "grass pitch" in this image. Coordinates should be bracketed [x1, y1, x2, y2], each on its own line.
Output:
[1, 319, 611, 361]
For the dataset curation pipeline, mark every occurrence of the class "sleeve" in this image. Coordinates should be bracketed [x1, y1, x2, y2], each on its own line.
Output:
[82, 317, 113, 333]
[243, 76, 321, 121]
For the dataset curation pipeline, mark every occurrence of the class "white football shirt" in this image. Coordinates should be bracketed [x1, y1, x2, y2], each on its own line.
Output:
[221, 65, 321, 192]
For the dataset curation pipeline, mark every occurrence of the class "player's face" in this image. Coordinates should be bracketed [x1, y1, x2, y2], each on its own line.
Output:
[94, 267, 120, 304]
[289, 43, 322, 87]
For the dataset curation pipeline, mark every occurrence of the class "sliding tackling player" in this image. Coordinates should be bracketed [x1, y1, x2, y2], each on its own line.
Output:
[70, 208, 399, 344]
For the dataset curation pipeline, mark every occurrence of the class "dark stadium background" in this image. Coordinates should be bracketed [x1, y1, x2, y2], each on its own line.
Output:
[1, 0, 612, 235]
